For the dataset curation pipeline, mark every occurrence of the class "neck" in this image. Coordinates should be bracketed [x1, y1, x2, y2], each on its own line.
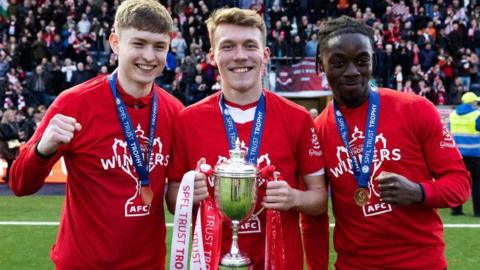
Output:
[116, 69, 152, 98]
[222, 86, 262, 106]
[339, 90, 371, 109]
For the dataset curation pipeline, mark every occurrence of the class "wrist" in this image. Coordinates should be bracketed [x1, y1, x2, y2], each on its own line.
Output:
[35, 142, 56, 159]
[416, 183, 425, 204]
[292, 188, 302, 211]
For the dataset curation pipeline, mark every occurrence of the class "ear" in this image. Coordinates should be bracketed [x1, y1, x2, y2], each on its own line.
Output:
[316, 54, 324, 74]
[208, 48, 217, 67]
[262, 46, 271, 64]
[109, 32, 120, 55]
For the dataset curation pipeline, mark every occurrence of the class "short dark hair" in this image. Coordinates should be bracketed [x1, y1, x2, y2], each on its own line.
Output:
[316, 16, 375, 73]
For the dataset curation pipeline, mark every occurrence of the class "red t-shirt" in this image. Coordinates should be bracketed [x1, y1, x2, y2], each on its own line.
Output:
[170, 90, 326, 270]
[10, 75, 183, 269]
[315, 88, 471, 270]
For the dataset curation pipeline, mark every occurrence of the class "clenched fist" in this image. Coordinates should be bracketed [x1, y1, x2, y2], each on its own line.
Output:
[37, 114, 82, 156]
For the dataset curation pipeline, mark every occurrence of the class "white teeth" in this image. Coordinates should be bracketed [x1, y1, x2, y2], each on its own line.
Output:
[137, 64, 155, 71]
[232, 67, 249, 73]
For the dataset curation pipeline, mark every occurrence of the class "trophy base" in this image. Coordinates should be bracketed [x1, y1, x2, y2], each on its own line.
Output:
[219, 252, 253, 270]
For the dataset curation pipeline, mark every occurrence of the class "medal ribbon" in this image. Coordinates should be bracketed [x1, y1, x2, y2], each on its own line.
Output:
[219, 93, 266, 164]
[108, 71, 158, 187]
[333, 86, 380, 188]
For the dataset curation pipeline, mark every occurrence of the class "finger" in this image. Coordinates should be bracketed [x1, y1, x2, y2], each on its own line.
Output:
[378, 181, 396, 191]
[75, 123, 82, 131]
[381, 196, 398, 205]
[194, 193, 209, 203]
[194, 172, 207, 182]
[194, 179, 207, 190]
[196, 158, 206, 169]
[267, 180, 288, 189]
[376, 175, 396, 185]
[262, 202, 286, 211]
[52, 125, 75, 138]
[53, 114, 78, 124]
[194, 187, 209, 198]
[379, 189, 394, 198]
[266, 188, 286, 197]
[51, 117, 77, 133]
[263, 195, 283, 203]
[51, 133, 74, 145]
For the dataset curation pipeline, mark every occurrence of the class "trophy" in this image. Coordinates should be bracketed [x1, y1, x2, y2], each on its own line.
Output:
[214, 139, 259, 269]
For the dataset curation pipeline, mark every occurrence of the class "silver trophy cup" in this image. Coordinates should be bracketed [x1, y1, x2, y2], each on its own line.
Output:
[214, 140, 258, 269]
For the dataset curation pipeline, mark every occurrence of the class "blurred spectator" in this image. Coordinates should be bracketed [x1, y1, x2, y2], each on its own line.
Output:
[188, 74, 209, 105]
[71, 62, 93, 86]
[272, 34, 289, 58]
[85, 55, 99, 78]
[0, 109, 21, 182]
[0, 51, 10, 85]
[26, 65, 52, 107]
[77, 13, 92, 35]
[305, 33, 318, 57]
[49, 34, 67, 59]
[31, 31, 49, 66]
[171, 31, 188, 63]
[450, 77, 468, 104]
[292, 35, 305, 59]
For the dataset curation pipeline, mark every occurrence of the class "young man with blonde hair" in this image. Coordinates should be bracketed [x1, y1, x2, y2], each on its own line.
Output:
[167, 8, 328, 270]
[10, 0, 183, 269]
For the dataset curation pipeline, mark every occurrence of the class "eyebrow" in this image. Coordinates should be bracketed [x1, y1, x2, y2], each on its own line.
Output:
[219, 38, 259, 45]
[130, 38, 168, 45]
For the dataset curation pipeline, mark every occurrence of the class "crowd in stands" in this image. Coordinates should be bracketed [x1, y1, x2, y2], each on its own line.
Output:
[0, 0, 479, 178]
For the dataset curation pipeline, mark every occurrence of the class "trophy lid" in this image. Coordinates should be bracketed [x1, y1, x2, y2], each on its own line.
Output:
[215, 138, 258, 178]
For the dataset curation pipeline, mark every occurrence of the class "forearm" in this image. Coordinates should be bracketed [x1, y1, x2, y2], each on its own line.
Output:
[165, 182, 179, 214]
[10, 142, 58, 196]
[295, 187, 327, 215]
[421, 170, 471, 208]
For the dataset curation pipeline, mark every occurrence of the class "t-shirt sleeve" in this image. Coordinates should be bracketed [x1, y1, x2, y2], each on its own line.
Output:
[9, 94, 70, 196]
[168, 113, 190, 183]
[296, 113, 325, 176]
[415, 98, 471, 208]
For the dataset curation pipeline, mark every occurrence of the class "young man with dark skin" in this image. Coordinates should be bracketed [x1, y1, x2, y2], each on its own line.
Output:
[9, 1, 183, 268]
[314, 16, 471, 270]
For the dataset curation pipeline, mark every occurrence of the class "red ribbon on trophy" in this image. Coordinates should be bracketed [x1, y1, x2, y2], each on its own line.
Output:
[261, 165, 286, 270]
[195, 164, 223, 270]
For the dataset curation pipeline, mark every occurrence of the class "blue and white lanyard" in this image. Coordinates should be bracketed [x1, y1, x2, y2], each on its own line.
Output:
[219, 93, 266, 164]
[333, 88, 380, 188]
[108, 72, 158, 186]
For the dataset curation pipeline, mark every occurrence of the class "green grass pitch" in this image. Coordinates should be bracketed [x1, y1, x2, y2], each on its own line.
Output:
[0, 195, 479, 270]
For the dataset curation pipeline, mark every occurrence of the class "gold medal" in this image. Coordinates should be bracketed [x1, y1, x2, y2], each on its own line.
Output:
[354, 188, 370, 207]
[140, 185, 154, 205]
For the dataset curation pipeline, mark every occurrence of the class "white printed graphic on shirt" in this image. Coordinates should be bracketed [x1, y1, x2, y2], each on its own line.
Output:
[100, 124, 170, 217]
[330, 126, 403, 217]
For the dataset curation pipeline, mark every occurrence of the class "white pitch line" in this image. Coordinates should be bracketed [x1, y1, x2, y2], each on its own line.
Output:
[1, 222, 480, 228]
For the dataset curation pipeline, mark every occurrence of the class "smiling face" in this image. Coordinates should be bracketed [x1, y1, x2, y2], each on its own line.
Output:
[320, 33, 373, 108]
[209, 24, 270, 100]
[109, 27, 170, 95]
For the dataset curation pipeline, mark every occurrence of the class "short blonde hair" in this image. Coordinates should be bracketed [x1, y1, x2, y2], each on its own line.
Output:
[114, 0, 173, 36]
[206, 8, 267, 48]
